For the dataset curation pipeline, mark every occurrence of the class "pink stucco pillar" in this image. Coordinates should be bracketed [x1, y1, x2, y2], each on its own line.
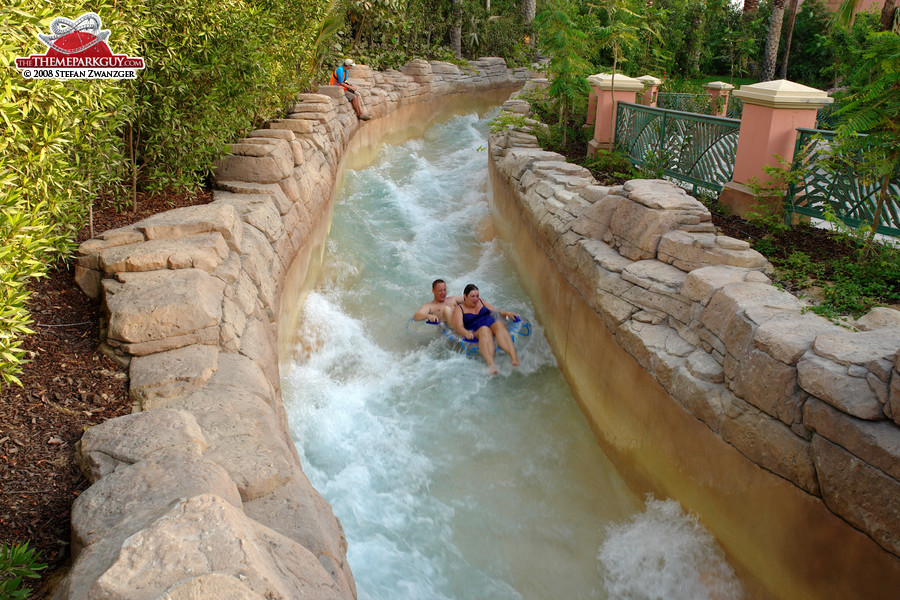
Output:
[587, 88, 598, 126]
[637, 75, 662, 107]
[704, 81, 734, 117]
[719, 80, 833, 216]
[586, 73, 645, 156]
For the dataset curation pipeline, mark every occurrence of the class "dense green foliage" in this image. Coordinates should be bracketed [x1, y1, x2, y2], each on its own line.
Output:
[0, 0, 331, 385]
[0, 542, 46, 599]
[318, 0, 535, 74]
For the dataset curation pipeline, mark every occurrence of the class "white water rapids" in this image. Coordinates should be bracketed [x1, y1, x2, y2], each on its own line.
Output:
[282, 108, 745, 600]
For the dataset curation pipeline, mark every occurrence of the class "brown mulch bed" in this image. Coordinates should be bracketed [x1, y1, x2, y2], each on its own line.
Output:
[710, 213, 858, 260]
[0, 190, 210, 597]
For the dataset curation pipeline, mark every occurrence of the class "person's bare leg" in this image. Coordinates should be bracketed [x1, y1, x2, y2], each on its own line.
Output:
[491, 321, 519, 366]
[352, 95, 369, 119]
[475, 327, 497, 374]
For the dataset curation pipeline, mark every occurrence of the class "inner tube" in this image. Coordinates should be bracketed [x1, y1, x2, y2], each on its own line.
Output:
[439, 315, 532, 358]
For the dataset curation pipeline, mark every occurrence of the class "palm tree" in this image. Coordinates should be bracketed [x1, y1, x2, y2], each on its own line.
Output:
[836, 0, 899, 32]
[760, 0, 786, 81]
[743, 0, 759, 13]
[777, 0, 802, 79]
[451, 0, 461, 57]
[522, 0, 536, 23]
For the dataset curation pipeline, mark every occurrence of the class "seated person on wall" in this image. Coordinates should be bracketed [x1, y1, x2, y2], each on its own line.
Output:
[413, 279, 462, 324]
[451, 284, 519, 374]
[330, 58, 371, 121]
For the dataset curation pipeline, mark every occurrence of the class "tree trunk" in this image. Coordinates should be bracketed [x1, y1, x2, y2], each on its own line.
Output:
[761, 0, 786, 81]
[690, 12, 705, 77]
[883, 0, 899, 31]
[128, 122, 138, 213]
[778, 0, 802, 79]
[609, 50, 618, 149]
[866, 149, 900, 246]
[743, 0, 759, 13]
[522, 0, 536, 23]
[451, 0, 461, 58]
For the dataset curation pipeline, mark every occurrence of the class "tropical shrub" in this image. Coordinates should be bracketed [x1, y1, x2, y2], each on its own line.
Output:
[0, 542, 47, 599]
[0, 0, 331, 385]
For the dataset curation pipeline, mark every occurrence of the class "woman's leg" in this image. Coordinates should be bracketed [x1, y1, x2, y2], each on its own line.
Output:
[474, 327, 497, 373]
[490, 321, 519, 366]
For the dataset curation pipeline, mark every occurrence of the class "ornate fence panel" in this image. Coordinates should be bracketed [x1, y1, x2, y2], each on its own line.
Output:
[726, 95, 743, 120]
[786, 128, 900, 236]
[657, 92, 711, 114]
[615, 102, 741, 193]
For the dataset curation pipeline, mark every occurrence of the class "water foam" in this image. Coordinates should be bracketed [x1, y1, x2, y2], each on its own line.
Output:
[598, 496, 745, 600]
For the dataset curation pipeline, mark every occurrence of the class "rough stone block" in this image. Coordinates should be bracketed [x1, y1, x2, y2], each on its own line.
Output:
[104, 269, 224, 344]
[686, 348, 725, 384]
[157, 573, 267, 600]
[243, 476, 355, 597]
[204, 436, 294, 502]
[134, 203, 243, 252]
[681, 265, 754, 304]
[70, 453, 241, 552]
[658, 229, 771, 273]
[77, 409, 207, 484]
[753, 312, 843, 365]
[213, 139, 294, 184]
[671, 366, 728, 432]
[811, 436, 900, 557]
[856, 307, 900, 331]
[97, 233, 229, 276]
[78, 227, 145, 256]
[720, 397, 819, 494]
[804, 398, 900, 481]
[797, 352, 885, 421]
[813, 330, 900, 378]
[129, 344, 219, 404]
[605, 197, 681, 261]
[731, 348, 802, 425]
[83, 494, 347, 600]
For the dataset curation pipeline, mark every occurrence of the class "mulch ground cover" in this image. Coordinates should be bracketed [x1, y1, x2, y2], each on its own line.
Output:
[0, 190, 210, 597]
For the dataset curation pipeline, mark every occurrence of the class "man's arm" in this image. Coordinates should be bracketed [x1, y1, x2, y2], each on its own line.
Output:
[413, 304, 437, 323]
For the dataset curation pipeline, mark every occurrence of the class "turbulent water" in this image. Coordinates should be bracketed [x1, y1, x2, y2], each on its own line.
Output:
[282, 109, 745, 600]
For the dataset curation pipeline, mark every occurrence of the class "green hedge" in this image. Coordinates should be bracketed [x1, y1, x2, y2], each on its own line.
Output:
[0, 0, 330, 385]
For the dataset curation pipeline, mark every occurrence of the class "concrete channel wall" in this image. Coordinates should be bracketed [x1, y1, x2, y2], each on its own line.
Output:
[489, 88, 900, 599]
[62, 58, 528, 600]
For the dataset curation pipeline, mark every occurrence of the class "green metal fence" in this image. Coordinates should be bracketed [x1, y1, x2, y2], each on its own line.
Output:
[614, 102, 741, 193]
[657, 92, 711, 114]
[786, 128, 900, 237]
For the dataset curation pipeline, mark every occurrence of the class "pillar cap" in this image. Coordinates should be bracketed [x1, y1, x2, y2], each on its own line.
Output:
[734, 79, 833, 109]
[636, 75, 662, 86]
[704, 81, 734, 91]
[587, 73, 644, 92]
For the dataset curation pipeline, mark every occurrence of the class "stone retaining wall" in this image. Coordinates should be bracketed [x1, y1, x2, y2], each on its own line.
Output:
[60, 58, 528, 600]
[488, 87, 900, 599]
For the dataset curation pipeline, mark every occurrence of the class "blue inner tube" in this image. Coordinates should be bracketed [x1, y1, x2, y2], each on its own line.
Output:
[407, 315, 531, 358]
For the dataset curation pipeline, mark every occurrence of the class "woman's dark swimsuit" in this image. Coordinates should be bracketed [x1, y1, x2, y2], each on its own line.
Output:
[460, 300, 495, 332]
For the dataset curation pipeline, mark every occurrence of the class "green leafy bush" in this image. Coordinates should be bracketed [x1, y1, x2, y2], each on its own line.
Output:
[0, 542, 47, 599]
[0, 0, 331, 385]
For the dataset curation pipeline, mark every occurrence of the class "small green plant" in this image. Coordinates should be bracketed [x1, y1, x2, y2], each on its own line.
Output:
[775, 251, 823, 290]
[745, 154, 806, 234]
[0, 542, 47, 599]
[637, 147, 668, 179]
[489, 112, 533, 135]
[581, 149, 637, 182]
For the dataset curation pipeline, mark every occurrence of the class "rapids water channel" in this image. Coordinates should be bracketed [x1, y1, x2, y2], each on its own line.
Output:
[281, 107, 746, 600]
